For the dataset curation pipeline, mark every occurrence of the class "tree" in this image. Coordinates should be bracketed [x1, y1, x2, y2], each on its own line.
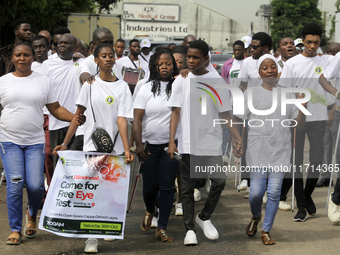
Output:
[0, 0, 120, 46]
[270, 0, 327, 48]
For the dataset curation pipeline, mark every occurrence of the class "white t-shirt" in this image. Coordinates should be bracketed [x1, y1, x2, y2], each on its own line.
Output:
[141, 52, 153, 63]
[279, 54, 334, 122]
[132, 78, 148, 101]
[76, 77, 133, 154]
[0, 72, 57, 145]
[40, 58, 81, 131]
[134, 81, 177, 144]
[229, 59, 244, 87]
[168, 71, 231, 156]
[32, 61, 50, 115]
[78, 54, 123, 80]
[323, 52, 340, 106]
[48, 52, 58, 59]
[235, 85, 299, 169]
[115, 56, 150, 81]
[239, 56, 282, 88]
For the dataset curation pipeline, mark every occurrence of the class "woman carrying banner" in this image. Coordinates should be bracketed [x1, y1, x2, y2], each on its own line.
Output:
[132, 49, 179, 242]
[0, 42, 82, 245]
[233, 54, 307, 245]
[54, 44, 133, 253]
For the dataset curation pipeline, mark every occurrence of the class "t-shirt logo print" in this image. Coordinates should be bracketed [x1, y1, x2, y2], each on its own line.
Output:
[106, 96, 114, 105]
[315, 67, 322, 75]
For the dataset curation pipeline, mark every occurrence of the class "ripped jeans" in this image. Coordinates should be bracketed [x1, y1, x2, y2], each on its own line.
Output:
[0, 142, 45, 232]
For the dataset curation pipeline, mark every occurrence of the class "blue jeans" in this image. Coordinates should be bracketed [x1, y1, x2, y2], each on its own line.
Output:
[141, 143, 179, 229]
[249, 169, 284, 232]
[0, 142, 45, 232]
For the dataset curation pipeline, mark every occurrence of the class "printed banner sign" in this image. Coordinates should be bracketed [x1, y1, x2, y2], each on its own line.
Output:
[38, 151, 130, 239]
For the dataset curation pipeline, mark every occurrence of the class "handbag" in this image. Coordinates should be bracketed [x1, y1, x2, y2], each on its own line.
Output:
[89, 84, 119, 153]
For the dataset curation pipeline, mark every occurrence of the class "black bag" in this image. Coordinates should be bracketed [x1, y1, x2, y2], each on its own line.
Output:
[89, 84, 118, 153]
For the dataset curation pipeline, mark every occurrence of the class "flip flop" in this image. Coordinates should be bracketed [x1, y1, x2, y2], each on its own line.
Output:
[6, 232, 21, 245]
[24, 213, 37, 238]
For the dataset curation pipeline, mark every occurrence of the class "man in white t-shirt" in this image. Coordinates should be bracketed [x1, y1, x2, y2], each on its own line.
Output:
[279, 23, 334, 222]
[140, 39, 153, 63]
[115, 39, 150, 86]
[40, 33, 81, 166]
[167, 40, 242, 246]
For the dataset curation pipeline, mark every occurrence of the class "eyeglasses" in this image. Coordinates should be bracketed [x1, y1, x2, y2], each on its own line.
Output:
[296, 46, 305, 51]
[249, 44, 263, 50]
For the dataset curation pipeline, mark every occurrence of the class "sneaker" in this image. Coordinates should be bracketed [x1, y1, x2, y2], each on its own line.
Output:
[279, 201, 292, 211]
[194, 189, 201, 202]
[184, 230, 198, 246]
[262, 192, 267, 205]
[294, 207, 307, 222]
[84, 238, 98, 253]
[155, 228, 173, 242]
[328, 192, 340, 223]
[223, 155, 229, 164]
[195, 213, 219, 240]
[204, 179, 211, 194]
[151, 216, 158, 228]
[244, 187, 250, 199]
[237, 180, 248, 190]
[141, 209, 155, 231]
[175, 203, 183, 216]
[103, 238, 115, 241]
[305, 197, 317, 216]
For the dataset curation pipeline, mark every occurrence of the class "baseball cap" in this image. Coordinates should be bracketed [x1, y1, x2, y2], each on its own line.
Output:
[141, 39, 151, 48]
[294, 38, 303, 46]
[241, 36, 252, 48]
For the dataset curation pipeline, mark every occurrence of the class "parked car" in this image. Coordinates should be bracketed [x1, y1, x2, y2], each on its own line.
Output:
[210, 51, 233, 74]
[150, 41, 182, 53]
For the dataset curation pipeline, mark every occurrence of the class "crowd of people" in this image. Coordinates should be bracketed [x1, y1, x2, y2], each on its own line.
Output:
[1, 17, 340, 253]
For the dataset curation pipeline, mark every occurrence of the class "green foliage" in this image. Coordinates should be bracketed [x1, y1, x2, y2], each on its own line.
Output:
[270, 0, 327, 47]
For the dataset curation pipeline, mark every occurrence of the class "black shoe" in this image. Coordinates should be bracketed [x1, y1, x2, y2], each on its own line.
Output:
[294, 207, 307, 222]
[305, 197, 317, 216]
[316, 178, 330, 187]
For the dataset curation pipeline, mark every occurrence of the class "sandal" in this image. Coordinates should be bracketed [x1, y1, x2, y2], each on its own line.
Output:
[6, 232, 22, 245]
[141, 208, 156, 231]
[155, 228, 173, 242]
[246, 215, 261, 237]
[24, 211, 37, 238]
[261, 231, 275, 245]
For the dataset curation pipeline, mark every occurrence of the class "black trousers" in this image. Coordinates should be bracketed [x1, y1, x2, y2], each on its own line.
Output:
[180, 154, 225, 231]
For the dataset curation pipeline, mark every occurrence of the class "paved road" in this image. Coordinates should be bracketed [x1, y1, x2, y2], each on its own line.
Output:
[1, 142, 340, 255]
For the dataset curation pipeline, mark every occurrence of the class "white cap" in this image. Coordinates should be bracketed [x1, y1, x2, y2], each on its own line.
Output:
[141, 39, 151, 48]
[294, 38, 303, 46]
[257, 54, 279, 72]
[241, 35, 252, 48]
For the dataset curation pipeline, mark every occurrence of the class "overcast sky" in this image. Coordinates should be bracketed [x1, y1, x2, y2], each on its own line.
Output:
[193, 0, 338, 32]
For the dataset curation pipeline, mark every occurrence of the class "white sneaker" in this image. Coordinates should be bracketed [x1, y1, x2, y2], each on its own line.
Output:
[151, 216, 158, 228]
[194, 188, 201, 202]
[279, 201, 292, 211]
[175, 203, 183, 216]
[223, 155, 229, 164]
[244, 187, 250, 199]
[84, 238, 98, 253]
[237, 180, 248, 190]
[184, 230, 198, 245]
[328, 192, 340, 223]
[195, 214, 219, 240]
[204, 179, 211, 194]
[263, 192, 267, 205]
[103, 238, 115, 241]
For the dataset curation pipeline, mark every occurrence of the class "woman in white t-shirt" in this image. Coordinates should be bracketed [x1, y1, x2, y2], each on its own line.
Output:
[54, 44, 134, 253]
[132, 49, 179, 242]
[0, 42, 78, 245]
[233, 54, 307, 245]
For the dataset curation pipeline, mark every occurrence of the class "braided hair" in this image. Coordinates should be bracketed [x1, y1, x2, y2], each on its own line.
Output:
[148, 49, 179, 99]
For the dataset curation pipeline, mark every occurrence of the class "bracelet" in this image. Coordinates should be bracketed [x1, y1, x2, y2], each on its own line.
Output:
[335, 90, 340, 99]
[61, 143, 68, 147]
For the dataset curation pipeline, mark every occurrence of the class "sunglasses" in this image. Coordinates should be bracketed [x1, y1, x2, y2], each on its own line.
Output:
[249, 44, 263, 50]
[296, 46, 305, 51]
